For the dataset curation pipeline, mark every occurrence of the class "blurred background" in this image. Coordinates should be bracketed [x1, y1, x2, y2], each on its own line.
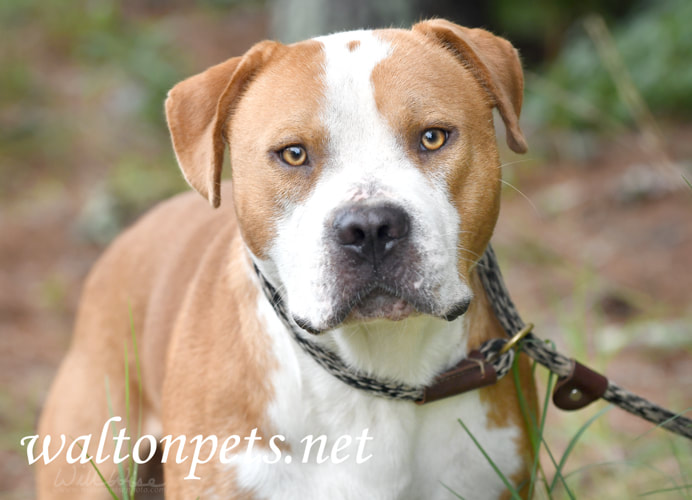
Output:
[1, 0, 690, 498]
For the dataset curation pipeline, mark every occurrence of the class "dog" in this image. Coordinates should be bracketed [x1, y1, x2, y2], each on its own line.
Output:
[36, 19, 537, 500]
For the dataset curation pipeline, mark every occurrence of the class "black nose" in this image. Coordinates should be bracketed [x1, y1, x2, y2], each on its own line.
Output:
[332, 203, 410, 265]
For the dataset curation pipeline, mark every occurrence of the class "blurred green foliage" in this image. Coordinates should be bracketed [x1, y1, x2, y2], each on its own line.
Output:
[525, 0, 692, 129]
[0, 0, 188, 219]
[0, 0, 183, 126]
[491, 0, 636, 61]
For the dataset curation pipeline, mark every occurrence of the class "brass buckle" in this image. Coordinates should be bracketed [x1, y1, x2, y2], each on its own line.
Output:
[499, 323, 534, 355]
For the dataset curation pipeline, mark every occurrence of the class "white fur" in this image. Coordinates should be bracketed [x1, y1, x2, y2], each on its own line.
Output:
[221, 291, 521, 500]
[236, 31, 522, 499]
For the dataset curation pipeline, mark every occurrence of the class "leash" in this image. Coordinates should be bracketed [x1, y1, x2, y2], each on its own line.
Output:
[253, 246, 692, 440]
[476, 246, 692, 440]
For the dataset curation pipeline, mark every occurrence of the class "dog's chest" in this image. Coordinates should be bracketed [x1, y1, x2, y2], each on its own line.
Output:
[217, 297, 523, 500]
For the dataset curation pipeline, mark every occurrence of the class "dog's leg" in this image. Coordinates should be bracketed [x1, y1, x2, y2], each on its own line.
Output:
[37, 353, 128, 498]
[36, 266, 154, 499]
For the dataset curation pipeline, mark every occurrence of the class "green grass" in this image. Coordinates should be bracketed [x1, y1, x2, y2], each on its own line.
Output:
[85, 304, 144, 500]
[448, 346, 692, 499]
[481, 198, 692, 498]
[684, 175, 692, 191]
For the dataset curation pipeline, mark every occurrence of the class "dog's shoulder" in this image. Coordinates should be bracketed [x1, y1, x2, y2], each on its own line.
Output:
[89, 182, 236, 278]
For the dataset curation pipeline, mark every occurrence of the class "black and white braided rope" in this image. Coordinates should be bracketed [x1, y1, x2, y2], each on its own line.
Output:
[478, 245, 692, 440]
[255, 245, 692, 440]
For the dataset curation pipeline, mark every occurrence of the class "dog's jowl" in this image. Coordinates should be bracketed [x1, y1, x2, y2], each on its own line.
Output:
[35, 19, 537, 500]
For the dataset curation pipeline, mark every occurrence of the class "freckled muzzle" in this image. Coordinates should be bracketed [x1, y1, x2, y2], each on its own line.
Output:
[291, 201, 471, 333]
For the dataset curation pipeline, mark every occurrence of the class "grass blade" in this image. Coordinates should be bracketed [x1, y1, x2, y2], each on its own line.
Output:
[549, 405, 612, 493]
[632, 407, 692, 443]
[127, 304, 143, 499]
[123, 341, 130, 449]
[74, 441, 119, 500]
[684, 174, 692, 191]
[440, 481, 467, 500]
[526, 370, 556, 499]
[511, 348, 575, 498]
[512, 357, 538, 448]
[638, 484, 692, 497]
[105, 376, 129, 499]
[457, 419, 522, 500]
[512, 357, 562, 497]
[540, 435, 575, 499]
[670, 438, 692, 500]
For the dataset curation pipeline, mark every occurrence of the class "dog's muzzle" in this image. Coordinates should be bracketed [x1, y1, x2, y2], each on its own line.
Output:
[295, 201, 465, 332]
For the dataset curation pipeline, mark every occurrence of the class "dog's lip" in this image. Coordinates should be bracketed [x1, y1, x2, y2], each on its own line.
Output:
[345, 288, 417, 322]
[293, 285, 412, 335]
[293, 284, 471, 335]
[293, 286, 410, 335]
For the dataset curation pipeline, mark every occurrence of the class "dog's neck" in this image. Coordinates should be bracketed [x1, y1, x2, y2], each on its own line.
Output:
[246, 250, 500, 390]
[312, 315, 469, 387]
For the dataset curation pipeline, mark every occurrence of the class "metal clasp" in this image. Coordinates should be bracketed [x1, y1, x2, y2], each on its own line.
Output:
[499, 322, 534, 355]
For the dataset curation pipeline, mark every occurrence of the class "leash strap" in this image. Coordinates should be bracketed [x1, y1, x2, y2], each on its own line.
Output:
[477, 246, 692, 440]
[254, 246, 692, 440]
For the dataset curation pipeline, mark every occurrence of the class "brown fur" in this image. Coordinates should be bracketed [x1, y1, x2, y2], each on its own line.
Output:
[346, 40, 361, 52]
[227, 40, 327, 258]
[37, 187, 276, 499]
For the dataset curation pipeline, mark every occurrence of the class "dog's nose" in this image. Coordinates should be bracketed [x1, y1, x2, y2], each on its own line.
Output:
[332, 203, 410, 265]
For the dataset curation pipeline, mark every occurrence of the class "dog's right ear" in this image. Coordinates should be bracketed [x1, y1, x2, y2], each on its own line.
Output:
[413, 19, 528, 154]
[165, 41, 282, 208]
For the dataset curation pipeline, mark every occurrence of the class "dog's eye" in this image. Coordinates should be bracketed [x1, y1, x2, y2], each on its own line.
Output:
[280, 145, 308, 166]
[420, 128, 448, 151]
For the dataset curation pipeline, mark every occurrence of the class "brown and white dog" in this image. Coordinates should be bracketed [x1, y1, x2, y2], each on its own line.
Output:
[36, 19, 537, 500]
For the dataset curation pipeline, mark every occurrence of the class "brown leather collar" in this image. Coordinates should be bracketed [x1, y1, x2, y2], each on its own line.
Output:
[416, 350, 498, 404]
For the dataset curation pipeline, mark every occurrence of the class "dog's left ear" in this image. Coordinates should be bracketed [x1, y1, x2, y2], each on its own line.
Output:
[165, 40, 283, 207]
[413, 19, 528, 154]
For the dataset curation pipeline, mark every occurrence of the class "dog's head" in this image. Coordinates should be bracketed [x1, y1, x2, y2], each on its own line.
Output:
[165, 20, 526, 334]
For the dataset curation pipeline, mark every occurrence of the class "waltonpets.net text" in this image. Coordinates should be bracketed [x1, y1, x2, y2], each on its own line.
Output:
[21, 416, 374, 479]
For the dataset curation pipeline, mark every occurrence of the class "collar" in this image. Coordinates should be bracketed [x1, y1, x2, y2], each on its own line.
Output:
[252, 245, 518, 404]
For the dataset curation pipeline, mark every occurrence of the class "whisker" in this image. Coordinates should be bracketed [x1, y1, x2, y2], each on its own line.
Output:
[500, 179, 540, 216]
[456, 246, 482, 259]
[497, 158, 533, 169]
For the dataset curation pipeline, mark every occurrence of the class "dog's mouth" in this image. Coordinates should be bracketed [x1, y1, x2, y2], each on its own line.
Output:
[293, 283, 471, 335]
[345, 288, 417, 322]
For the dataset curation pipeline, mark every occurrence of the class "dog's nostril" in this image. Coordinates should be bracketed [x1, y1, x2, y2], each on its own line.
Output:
[352, 227, 366, 244]
[377, 224, 390, 240]
[336, 224, 366, 246]
[333, 203, 410, 264]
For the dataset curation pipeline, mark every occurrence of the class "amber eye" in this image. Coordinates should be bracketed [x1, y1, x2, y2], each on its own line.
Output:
[280, 145, 308, 166]
[420, 128, 448, 151]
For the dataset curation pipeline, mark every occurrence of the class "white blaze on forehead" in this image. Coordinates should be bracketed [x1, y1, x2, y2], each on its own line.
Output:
[315, 31, 393, 161]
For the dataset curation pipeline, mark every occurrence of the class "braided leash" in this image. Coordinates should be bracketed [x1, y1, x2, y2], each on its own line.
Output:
[478, 245, 692, 440]
[254, 246, 692, 440]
